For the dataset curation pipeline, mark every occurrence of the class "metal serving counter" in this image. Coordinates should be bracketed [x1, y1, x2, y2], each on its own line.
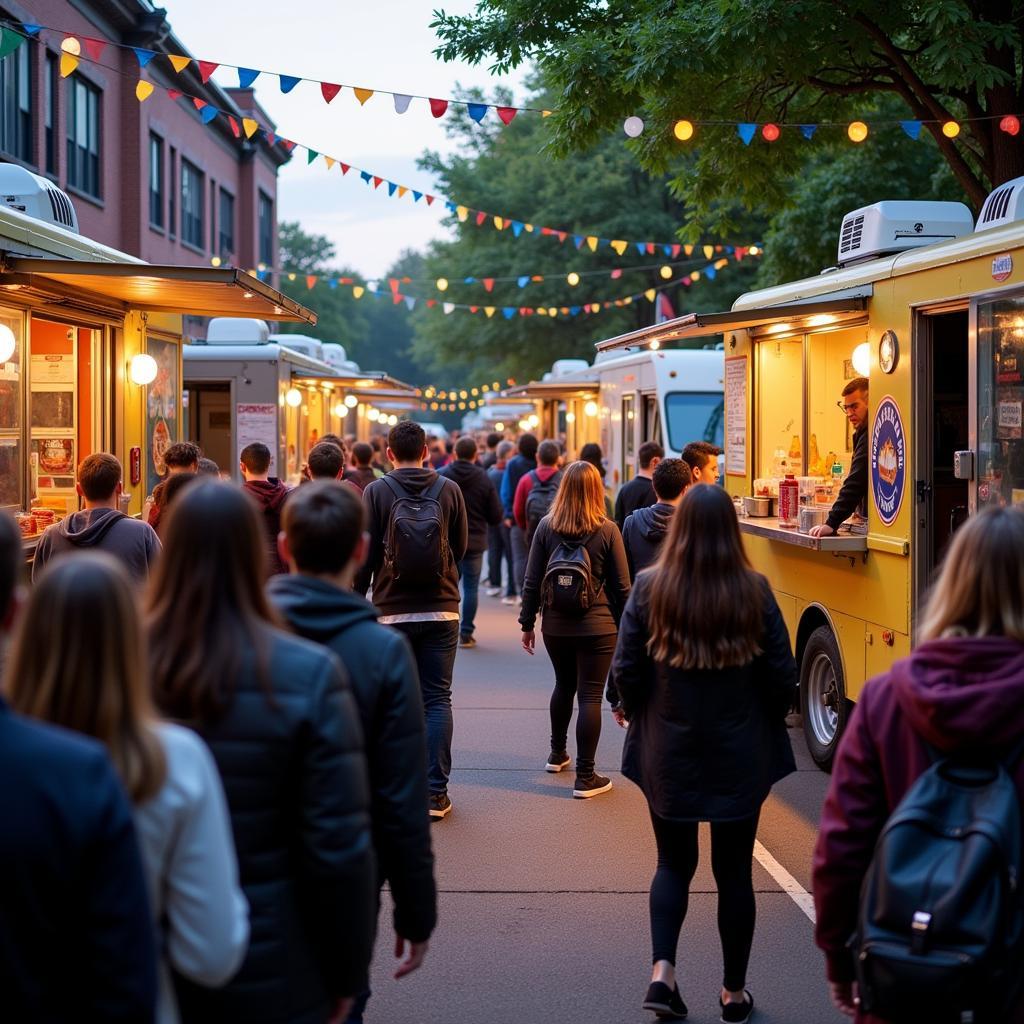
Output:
[738, 516, 868, 553]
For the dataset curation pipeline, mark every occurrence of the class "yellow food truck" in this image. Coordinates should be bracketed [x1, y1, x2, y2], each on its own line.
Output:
[594, 180, 1024, 769]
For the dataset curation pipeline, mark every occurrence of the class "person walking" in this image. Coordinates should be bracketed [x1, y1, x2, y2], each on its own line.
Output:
[440, 436, 504, 647]
[621, 458, 691, 579]
[268, 482, 438, 1022]
[145, 440, 200, 532]
[348, 441, 383, 491]
[513, 439, 564, 550]
[8, 553, 249, 1024]
[579, 442, 615, 519]
[480, 431, 502, 470]
[32, 452, 161, 584]
[239, 441, 291, 576]
[519, 460, 630, 798]
[0, 513, 158, 1024]
[501, 433, 538, 597]
[486, 440, 516, 601]
[813, 506, 1024, 1023]
[614, 441, 664, 529]
[612, 484, 797, 1022]
[358, 420, 468, 820]
[146, 480, 376, 1024]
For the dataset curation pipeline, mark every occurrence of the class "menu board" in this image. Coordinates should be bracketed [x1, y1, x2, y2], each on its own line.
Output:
[237, 403, 278, 474]
[146, 336, 179, 494]
[725, 356, 747, 477]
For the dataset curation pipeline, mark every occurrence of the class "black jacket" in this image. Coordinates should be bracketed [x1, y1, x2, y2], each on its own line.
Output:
[519, 517, 631, 637]
[0, 700, 157, 1023]
[613, 475, 657, 529]
[825, 424, 867, 531]
[614, 573, 797, 822]
[500, 452, 537, 518]
[266, 575, 437, 943]
[439, 459, 503, 554]
[357, 468, 468, 615]
[621, 501, 675, 579]
[171, 628, 375, 1024]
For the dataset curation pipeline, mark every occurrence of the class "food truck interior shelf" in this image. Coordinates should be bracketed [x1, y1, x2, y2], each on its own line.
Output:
[738, 517, 867, 553]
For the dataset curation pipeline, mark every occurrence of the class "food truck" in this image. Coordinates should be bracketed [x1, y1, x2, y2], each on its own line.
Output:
[592, 181, 1024, 769]
[0, 165, 313, 554]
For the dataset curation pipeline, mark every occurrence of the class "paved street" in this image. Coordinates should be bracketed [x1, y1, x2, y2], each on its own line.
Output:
[367, 595, 840, 1024]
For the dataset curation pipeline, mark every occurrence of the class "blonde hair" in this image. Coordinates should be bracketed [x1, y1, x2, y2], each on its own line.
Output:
[919, 506, 1024, 642]
[6, 553, 166, 803]
[548, 460, 606, 537]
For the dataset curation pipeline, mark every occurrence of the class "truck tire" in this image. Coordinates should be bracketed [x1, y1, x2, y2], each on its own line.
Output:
[800, 625, 851, 772]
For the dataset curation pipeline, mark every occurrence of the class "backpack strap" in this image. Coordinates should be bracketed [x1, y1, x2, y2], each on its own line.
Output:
[424, 476, 447, 502]
[382, 474, 409, 501]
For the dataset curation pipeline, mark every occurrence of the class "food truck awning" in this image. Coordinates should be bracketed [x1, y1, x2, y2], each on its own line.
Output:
[594, 295, 869, 352]
[1, 259, 316, 324]
[502, 379, 599, 401]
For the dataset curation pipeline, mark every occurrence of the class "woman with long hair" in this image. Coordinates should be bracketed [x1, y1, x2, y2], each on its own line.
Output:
[6, 552, 249, 1024]
[146, 479, 376, 1024]
[578, 442, 615, 519]
[520, 459, 630, 798]
[613, 484, 797, 1023]
[814, 507, 1024, 1023]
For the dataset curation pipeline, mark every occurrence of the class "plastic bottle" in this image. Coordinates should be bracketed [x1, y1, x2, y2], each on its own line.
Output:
[779, 473, 799, 529]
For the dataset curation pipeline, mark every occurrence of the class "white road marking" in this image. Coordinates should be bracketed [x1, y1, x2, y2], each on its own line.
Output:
[753, 840, 817, 923]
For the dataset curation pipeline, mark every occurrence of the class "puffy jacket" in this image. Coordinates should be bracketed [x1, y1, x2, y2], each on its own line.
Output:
[513, 465, 561, 532]
[621, 502, 675, 579]
[813, 636, 1024, 1022]
[169, 628, 376, 1024]
[500, 452, 537, 518]
[242, 479, 291, 576]
[266, 575, 437, 943]
[613, 572, 797, 822]
[439, 459, 503, 555]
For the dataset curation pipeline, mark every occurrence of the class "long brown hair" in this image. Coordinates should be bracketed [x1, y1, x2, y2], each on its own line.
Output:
[646, 484, 764, 669]
[549, 460, 606, 537]
[919, 506, 1024, 642]
[6, 553, 166, 803]
[147, 479, 279, 723]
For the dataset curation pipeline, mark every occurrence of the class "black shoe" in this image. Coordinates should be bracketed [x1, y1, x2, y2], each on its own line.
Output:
[642, 981, 688, 1019]
[459, 634, 476, 648]
[720, 990, 753, 1023]
[428, 793, 452, 820]
[573, 773, 613, 798]
[545, 751, 571, 773]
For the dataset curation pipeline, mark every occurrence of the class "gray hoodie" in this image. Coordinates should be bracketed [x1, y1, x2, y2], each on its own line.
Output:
[32, 508, 161, 584]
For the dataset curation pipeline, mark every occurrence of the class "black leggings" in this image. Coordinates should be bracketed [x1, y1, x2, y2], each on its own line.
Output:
[541, 632, 616, 776]
[649, 810, 760, 992]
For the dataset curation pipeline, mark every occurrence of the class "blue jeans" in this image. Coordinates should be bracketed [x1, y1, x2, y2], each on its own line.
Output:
[510, 524, 529, 593]
[459, 552, 484, 638]
[392, 619, 459, 795]
[487, 522, 516, 594]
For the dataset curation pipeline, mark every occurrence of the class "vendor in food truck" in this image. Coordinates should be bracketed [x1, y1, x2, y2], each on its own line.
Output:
[809, 377, 869, 538]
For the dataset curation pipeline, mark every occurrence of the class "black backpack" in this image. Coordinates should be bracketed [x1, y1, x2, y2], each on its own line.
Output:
[382, 475, 450, 585]
[541, 532, 600, 615]
[854, 740, 1024, 1022]
[525, 469, 562, 546]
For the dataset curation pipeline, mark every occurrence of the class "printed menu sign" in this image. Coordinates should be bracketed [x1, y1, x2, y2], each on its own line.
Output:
[724, 356, 747, 476]
[237, 403, 277, 474]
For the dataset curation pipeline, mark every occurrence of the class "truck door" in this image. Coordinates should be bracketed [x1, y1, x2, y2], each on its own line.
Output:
[642, 392, 662, 447]
[621, 393, 636, 482]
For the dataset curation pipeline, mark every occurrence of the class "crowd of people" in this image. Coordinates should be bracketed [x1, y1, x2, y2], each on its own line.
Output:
[2, 416, 1023, 1024]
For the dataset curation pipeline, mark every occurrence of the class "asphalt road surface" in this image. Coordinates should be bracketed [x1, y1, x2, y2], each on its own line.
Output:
[365, 594, 840, 1024]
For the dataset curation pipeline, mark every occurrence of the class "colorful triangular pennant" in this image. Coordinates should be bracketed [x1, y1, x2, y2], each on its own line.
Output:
[132, 46, 156, 67]
[198, 61, 219, 83]
[353, 87, 374, 106]
[430, 98, 448, 118]
[237, 68, 260, 88]
[0, 28, 26, 60]
[496, 106, 517, 125]
[900, 120, 922, 140]
[135, 80, 155, 102]
[737, 123, 757, 145]
[393, 94, 412, 114]
[467, 103, 488, 123]
[279, 74, 301, 94]
[168, 54, 191, 73]
[321, 82, 341, 104]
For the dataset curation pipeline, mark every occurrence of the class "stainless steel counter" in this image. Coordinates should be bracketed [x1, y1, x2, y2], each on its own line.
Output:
[738, 516, 868, 553]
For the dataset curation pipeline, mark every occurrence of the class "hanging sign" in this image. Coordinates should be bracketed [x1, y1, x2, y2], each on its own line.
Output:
[724, 356, 747, 476]
[870, 396, 906, 526]
[237, 403, 278, 473]
[993, 254, 1013, 282]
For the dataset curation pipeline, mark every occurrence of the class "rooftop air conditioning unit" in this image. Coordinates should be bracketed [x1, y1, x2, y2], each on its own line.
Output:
[836, 200, 973, 267]
[320, 343, 348, 371]
[205, 318, 270, 344]
[976, 176, 1024, 231]
[551, 358, 589, 377]
[0, 164, 78, 232]
[270, 333, 323, 361]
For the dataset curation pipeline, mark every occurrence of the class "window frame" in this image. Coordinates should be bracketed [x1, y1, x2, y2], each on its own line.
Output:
[44, 51, 57, 174]
[258, 190, 274, 267]
[148, 132, 164, 229]
[180, 157, 204, 251]
[168, 146, 177, 239]
[218, 187, 235, 259]
[0, 37, 34, 165]
[65, 74, 101, 199]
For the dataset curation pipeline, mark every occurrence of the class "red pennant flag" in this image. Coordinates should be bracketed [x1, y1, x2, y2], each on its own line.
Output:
[192, 98, 207, 111]
[339, 277, 353, 285]
[556, 231, 567, 243]
[392, 292, 403, 305]
[496, 106, 517, 125]
[388, 278, 400, 293]
[470, 306, 479, 313]
[282, 139, 296, 152]
[645, 243, 655, 255]
[427, 299, 437, 308]
[339, 163, 350, 175]
[715, 245, 723, 252]
[483, 278, 494, 292]
[306, 275, 317, 289]
[671, 244, 681, 258]
[321, 82, 342, 104]
[198, 61, 219, 83]
[167, 88, 183, 100]
[610, 268, 622, 279]
[425, 195, 435, 205]
[82, 37, 106, 62]
[429, 98, 448, 118]
[682, 276, 692, 286]
[265, 131, 276, 146]
[475, 211, 486, 226]
[372, 176, 383, 188]
[228, 116, 240, 138]
[734, 247, 746, 260]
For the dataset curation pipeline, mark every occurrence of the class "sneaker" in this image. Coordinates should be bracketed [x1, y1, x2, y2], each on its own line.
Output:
[459, 634, 477, 648]
[642, 981, 688, 1019]
[501, 596, 518, 606]
[428, 793, 452, 820]
[573, 773, 613, 798]
[485, 586, 502, 597]
[720, 990, 753, 1024]
[545, 751, 571, 773]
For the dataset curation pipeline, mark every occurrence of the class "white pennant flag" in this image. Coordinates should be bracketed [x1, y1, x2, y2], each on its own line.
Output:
[393, 93, 413, 114]
[443, 302, 455, 315]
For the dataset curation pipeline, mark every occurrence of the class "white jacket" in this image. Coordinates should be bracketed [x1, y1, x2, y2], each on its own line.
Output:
[134, 723, 250, 1024]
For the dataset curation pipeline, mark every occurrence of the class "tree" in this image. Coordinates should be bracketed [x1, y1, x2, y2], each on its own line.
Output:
[432, 1, 1023, 235]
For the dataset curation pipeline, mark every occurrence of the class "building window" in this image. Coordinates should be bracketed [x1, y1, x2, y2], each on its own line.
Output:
[66, 76, 100, 197]
[209, 179, 216, 253]
[149, 134, 164, 228]
[180, 159, 203, 249]
[168, 147, 176, 238]
[44, 53, 57, 173]
[218, 188, 235, 258]
[258, 191, 273, 268]
[0, 40, 33, 163]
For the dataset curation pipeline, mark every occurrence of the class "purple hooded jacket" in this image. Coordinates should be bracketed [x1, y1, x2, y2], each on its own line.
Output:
[813, 636, 1024, 1022]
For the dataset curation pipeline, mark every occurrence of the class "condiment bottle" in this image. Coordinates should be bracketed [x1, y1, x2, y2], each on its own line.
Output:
[778, 473, 799, 529]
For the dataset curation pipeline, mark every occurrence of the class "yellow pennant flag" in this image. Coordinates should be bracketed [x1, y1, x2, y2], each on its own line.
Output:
[456, 206, 469, 222]
[610, 239, 628, 255]
[352, 286, 365, 299]
[542, 110, 553, 117]
[645, 288, 656, 302]
[242, 118, 259, 139]
[493, 216, 503, 230]
[484, 306, 496, 318]
[397, 186, 407, 198]
[683, 244, 694, 257]
[324, 156, 336, 170]
[703, 244, 714, 259]
[135, 80, 154, 102]
[353, 87, 373, 106]
[537, 308, 548, 317]
[168, 54, 191, 73]
[586, 236, 598, 252]
[715, 258, 729, 269]
[59, 53, 79, 78]
[524, 224, 533, 233]
[560, 307, 569, 315]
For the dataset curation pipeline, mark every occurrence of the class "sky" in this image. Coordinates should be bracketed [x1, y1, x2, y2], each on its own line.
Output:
[160, 0, 530, 278]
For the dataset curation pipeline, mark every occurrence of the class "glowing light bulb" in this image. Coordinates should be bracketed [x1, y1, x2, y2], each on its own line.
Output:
[673, 120, 694, 142]
[942, 120, 960, 138]
[436, 278, 449, 291]
[584, 401, 599, 418]
[344, 394, 358, 408]
[847, 121, 868, 143]
[660, 265, 672, 279]
[0, 324, 15, 363]
[285, 388, 302, 408]
[567, 272, 580, 286]
[852, 342, 871, 377]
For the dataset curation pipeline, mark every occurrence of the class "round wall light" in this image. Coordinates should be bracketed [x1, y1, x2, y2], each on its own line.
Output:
[285, 388, 303, 408]
[878, 330, 899, 374]
[129, 353, 158, 386]
[0, 323, 16, 363]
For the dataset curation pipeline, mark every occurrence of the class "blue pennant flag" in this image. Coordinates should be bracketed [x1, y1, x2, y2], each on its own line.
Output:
[132, 48, 157, 67]
[635, 242, 646, 255]
[573, 235, 585, 250]
[502, 307, 516, 319]
[360, 171, 372, 183]
[463, 277, 476, 284]
[199, 105, 218, 124]
[446, 201, 457, 212]
[387, 181, 398, 196]
[799, 124, 817, 140]
[900, 120, 922, 140]
[737, 123, 757, 145]
[279, 75, 301, 94]
[412, 190, 423, 202]
[257, 269, 269, 282]
[704, 265, 717, 280]
[237, 68, 260, 88]
[662, 245, 673, 256]
[517, 276, 530, 288]
[328, 278, 338, 290]
[404, 296, 416, 310]
[725, 245, 734, 254]
[511, 221, 524, 237]
[467, 103, 488, 123]
[570, 305, 580, 316]
[22, 23, 41, 35]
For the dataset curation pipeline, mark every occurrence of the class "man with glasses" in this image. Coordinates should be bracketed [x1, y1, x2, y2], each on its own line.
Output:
[810, 376, 869, 538]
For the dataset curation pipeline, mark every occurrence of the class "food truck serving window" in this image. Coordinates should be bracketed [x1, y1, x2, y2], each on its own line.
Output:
[665, 392, 725, 452]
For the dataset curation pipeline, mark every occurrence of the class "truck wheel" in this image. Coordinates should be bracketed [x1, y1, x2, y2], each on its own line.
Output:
[800, 625, 851, 772]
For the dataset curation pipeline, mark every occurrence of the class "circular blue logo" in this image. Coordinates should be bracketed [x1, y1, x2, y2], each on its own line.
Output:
[871, 396, 906, 527]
